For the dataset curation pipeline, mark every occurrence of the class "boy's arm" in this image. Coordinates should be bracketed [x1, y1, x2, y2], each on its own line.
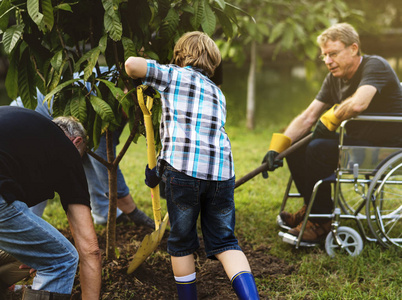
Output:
[125, 57, 148, 79]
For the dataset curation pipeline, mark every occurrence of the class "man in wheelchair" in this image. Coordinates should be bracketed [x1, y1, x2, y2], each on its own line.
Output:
[262, 23, 402, 242]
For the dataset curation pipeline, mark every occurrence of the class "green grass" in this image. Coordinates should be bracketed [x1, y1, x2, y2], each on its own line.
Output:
[43, 124, 402, 299]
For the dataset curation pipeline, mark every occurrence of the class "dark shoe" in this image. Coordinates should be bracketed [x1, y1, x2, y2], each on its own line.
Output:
[279, 205, 307, 228]
[126, 208, 155, 229]
[22, 287, 71, 300]
[288, 220, 331, 242]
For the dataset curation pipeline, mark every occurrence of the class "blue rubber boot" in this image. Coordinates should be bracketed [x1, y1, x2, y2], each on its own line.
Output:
[231, 271, 260, 300]
[175, 273, 197, 300]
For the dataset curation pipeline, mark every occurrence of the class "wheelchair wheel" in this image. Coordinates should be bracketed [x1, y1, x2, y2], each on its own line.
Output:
[325, 226, 364, 257]
[366, 152, 402, 248]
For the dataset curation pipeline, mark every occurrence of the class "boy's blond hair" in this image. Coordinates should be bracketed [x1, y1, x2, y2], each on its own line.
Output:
[172, 31, 221, 77]
[317, 23, 361, 55]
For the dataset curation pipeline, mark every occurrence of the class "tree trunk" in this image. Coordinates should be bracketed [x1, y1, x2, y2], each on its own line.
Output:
[246, 41, 257, 130]
[105, 129, 117, 259]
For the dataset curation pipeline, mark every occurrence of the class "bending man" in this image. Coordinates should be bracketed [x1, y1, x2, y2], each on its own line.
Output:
[0, 107, 101, 299]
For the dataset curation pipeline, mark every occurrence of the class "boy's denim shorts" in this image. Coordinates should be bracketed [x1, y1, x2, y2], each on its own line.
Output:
[162, 164, 241, 259]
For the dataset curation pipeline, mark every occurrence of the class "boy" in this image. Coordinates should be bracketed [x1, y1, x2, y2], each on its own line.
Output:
[125, 31, 259, 299]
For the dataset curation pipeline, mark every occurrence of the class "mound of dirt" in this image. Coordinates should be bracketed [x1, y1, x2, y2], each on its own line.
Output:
[7, 223, 296, 299]
[74, 223, 296, 299]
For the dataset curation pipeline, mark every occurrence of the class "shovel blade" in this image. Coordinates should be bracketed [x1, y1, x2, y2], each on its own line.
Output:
[127, 216, 169, 274]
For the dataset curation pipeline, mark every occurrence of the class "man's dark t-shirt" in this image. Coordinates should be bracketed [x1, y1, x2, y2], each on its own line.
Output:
[316, 55, 402, 146]
[0, 107, 90, 211]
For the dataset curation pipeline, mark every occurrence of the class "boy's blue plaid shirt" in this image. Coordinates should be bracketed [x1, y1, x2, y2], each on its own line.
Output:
[143, 60, 234, 181]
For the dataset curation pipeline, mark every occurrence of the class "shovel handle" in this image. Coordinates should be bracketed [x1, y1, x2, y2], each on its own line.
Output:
[234, 133, 312, 188]
[138, 85, 163, 229]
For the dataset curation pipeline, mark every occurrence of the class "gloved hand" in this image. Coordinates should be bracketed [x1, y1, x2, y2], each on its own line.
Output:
[261, 133, 291, 179]
[312, 104, 341, 139]
[145, 164, 161, 188]
[261, 150, 283, 178]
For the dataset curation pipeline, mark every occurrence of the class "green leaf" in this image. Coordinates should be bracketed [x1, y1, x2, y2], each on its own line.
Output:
[74, 48, 100, 73]
[84, 48, 101, 81]
[305, 41, 318, 60]
[2, 24, 24, 54]
[268, 22, 286, 44]
[143, 50, 159, 61]
[201, 1, 216, 36]
[92, 114, 102, 150]
[281, 25, 295, 50]
[103, 2, 122, 42]
[122, 37, 137, 61]
[42, 0, 54, 31]
[54, 3, 72, 13]
[212, 0, 225, 10]
[96, 79, 125, 101]
[51, 97, 66, 118]
[18, 51, 37, 110]
[47, 59, 67, 92]
[98, 35, 108, 54]
[27, 0, 44, 30]
[180, 3, 194, 14]
[63, 99, 71, 116]
[0, 0, 12, 32]
[50, 50, 64, 71]
[44, 78, 81, 103]
[160, 8, 179, 40]
[70, 95, 87, 123]
[89, 95, 115, 122]
[118, 87, 134, 116]
[5, 51, 18, 99]
[190, 0, 204, 29]
[215, 9, 233, 38]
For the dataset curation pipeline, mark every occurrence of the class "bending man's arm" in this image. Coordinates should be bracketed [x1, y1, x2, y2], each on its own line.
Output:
[67, 204, 101, 300]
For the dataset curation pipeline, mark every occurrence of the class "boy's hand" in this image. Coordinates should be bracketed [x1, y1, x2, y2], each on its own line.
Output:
[145, 165, 161, 188]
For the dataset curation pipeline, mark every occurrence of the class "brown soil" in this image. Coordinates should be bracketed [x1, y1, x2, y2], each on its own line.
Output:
[9, 223, 297, 299]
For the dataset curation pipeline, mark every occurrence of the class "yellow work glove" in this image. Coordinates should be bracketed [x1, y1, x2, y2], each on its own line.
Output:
[312, 104, 342, 139]
[261, 133, 292, 178]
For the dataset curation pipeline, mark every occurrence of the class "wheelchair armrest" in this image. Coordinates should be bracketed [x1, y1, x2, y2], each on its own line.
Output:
[338, 114, 402, 147]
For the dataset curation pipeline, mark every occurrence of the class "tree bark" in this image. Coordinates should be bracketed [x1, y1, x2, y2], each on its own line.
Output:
[246, 41, 257, 130]
[106, 129, 117, 259]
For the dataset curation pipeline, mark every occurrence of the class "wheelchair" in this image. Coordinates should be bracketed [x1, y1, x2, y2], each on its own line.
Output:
[277, 114, 402, 256]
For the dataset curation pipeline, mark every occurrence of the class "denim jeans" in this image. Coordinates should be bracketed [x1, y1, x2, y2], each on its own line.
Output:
[84, 127, 130, 224]
[286, 135, 373, 217]
[162, 165, 241, 258]
[0, 196, 78, 293]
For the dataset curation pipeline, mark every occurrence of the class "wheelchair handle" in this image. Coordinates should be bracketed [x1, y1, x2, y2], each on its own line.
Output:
[235, 133, 312, 189]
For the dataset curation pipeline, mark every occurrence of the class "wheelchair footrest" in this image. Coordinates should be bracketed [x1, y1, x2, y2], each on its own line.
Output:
[278, 232, 320, 247]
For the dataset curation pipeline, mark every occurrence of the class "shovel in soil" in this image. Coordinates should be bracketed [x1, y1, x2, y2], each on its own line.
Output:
[127, 85, 169, 274]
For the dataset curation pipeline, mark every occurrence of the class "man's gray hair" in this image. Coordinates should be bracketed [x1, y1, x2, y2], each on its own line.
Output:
[317, 23, 361, 55]
[53, 116, 87, 152]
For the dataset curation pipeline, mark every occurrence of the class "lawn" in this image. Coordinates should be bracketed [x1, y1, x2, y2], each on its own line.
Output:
[39, 124, 402, 299]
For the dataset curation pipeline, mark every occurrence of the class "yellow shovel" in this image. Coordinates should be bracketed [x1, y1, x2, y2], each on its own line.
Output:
[127, 85, 169, 274]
